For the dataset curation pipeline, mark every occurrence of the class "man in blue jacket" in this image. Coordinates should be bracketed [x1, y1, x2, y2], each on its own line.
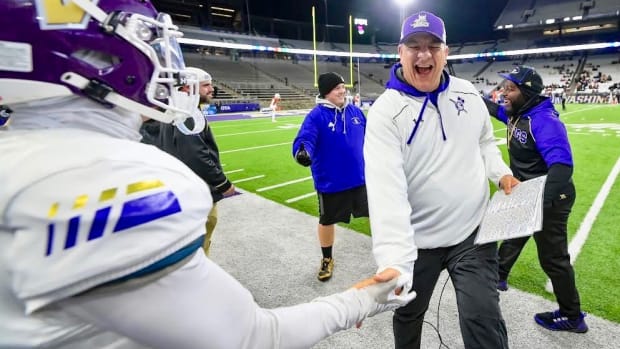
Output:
[292, 72, 368, 281]
[484, 65, 588, 333]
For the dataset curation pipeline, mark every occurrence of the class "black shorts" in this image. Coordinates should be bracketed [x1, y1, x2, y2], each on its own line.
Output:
[318, 185, 369, 225]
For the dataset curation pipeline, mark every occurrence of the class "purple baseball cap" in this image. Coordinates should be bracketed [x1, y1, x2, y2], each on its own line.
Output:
[400, 11, 447, 44]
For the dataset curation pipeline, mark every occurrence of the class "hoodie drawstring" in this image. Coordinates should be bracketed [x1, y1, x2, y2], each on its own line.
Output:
[407, 96, 428, 145]
[330, 107, 347, 134]
[406, 94, 448, 145]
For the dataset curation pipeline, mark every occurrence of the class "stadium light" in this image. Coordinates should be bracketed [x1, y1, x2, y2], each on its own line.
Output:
[394, 0, 414, 24]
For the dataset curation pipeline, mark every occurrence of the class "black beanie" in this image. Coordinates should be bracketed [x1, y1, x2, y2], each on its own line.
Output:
[318, 72, 345, 98]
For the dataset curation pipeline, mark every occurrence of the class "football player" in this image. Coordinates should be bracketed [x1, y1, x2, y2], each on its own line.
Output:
[0, 1, 414, 348]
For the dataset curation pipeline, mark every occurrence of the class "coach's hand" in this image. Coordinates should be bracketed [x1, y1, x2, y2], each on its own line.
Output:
[295, 143, 312, 167]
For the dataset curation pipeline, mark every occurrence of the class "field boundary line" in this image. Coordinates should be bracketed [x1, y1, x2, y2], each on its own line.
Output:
[257, 176, 312, 192]
[286, 192, 316, 203]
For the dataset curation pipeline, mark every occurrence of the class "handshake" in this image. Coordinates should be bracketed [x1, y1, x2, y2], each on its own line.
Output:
[295, 143, 312, 167]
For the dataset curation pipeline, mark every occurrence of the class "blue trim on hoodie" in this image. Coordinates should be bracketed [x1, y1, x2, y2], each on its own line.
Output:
[386, 64, 450, 144]
[292, 101, 366, 193]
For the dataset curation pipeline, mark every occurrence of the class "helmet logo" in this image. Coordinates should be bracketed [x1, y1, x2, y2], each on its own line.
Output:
[35, 0, 93, 29]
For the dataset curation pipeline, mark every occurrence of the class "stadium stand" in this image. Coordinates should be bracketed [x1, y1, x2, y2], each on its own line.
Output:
[164, 0, 618, 109]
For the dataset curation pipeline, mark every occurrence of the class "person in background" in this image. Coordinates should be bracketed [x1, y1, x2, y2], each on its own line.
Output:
[561, 89, 567, 111]
[141, 67, 235, 256]
[0, 1, 415, 347]
[364, 11, 519, 348]
[270, 93, 281, 122]
[292, 72, 368, 282]
[483, 65, 588, 333]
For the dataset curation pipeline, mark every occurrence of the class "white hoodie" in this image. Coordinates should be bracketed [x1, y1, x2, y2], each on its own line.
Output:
[364, 75, 512, 290]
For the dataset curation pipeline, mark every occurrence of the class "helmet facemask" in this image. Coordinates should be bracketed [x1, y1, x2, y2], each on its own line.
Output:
[0, 0, 204, 134]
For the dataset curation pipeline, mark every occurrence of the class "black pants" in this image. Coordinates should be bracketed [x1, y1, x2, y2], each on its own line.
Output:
[393, 231, 508, 349]
[498, 182, 581, 318]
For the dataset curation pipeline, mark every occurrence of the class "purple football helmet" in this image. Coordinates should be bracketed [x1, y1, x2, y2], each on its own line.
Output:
[0, 0, 204, 133]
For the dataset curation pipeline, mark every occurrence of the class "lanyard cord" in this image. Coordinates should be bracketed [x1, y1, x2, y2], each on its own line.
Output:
[507, 116, 521, 150]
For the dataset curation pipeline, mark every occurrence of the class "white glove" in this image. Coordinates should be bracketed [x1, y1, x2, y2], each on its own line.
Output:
[305, 278, 416, 335]
[361, 278, 417, 317]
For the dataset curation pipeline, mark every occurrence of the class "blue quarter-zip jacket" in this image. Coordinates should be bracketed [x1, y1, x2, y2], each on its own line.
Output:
[292, 99, 366, 193]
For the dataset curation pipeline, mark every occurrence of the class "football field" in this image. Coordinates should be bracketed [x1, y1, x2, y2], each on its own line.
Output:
[210, 103, 620, 323]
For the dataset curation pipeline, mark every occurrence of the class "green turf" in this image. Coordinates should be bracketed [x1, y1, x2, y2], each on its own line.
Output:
[212, 103, 620, 322]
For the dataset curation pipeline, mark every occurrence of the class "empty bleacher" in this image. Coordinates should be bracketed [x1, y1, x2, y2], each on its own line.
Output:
[526, 0, 582, 24]
[177, 19, 618, 106]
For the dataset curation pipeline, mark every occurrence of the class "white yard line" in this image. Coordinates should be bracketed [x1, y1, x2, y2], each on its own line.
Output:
[257, 176, 312, 192]
[285, 192, 316, 203]
[220, 142, 291, 154]
[217, 128, 297, 137]
[225, 169, 244, 174]
[234, 175, 265, 183]
[545, 155, 620, 293]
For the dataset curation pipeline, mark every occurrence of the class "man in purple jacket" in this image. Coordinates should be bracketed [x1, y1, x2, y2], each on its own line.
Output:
[484, 65, 588, 333]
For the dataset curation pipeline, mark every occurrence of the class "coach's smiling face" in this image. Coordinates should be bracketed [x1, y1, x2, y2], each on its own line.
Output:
[399, 32, 449, 92]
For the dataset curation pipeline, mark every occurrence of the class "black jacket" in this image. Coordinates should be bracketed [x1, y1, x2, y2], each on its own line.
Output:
[141, 119, 231, 203]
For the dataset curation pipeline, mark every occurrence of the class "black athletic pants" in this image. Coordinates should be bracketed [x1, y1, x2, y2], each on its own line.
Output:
[393, 230, 508, 349]
[498, 182, 581, 318]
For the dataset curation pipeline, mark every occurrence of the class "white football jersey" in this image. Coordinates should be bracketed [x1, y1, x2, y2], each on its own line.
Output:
[0, 128, 212, 347]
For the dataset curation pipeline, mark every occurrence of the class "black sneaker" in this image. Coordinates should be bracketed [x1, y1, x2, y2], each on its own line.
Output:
[534, 310, 588, 333]
[317, 257, 334, 281]
[497, 280, 508, 291]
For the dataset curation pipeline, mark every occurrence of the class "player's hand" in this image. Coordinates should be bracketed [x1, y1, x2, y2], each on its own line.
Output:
[499, 175, 520, 194]
[295, 143, 312, 167]
[353, 268, 415, 328]
[222, 184, 236, 197]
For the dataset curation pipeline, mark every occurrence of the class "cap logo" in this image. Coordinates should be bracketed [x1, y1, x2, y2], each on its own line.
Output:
[511, 67, 519, 74]
[412, 13, 430, 28]
[525, 81, 532, 87]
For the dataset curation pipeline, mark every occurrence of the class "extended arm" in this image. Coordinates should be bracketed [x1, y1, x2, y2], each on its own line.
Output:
[478, 103, 515, 190]
[292, 112, 319, 166]
[482, 97, 509, 124]
[364, 101, 417, 296]
[60, 252, 413, 349]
